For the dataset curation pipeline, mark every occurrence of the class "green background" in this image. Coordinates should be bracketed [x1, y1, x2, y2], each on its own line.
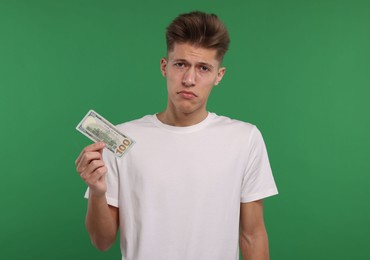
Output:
[1, 0, 369, 259]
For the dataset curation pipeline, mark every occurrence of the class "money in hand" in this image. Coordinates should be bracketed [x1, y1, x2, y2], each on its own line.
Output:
[76, 110, 135, 158]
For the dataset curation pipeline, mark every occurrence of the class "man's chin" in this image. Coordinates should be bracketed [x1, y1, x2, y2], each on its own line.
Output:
[171, 100, 204, 115]
[178, 106, 207, 117]
[177, 104, 196, 115]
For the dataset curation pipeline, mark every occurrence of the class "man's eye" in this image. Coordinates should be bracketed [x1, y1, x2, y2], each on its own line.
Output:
[200, 66, 210, 72]
[175, 63, 185, 68]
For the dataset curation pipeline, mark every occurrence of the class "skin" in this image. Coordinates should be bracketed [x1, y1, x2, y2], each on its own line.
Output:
[157, 43, 226, 126]
[240, 200, 270, 260]
[75, 142, 119, 251]
[75, 42, 270, 259]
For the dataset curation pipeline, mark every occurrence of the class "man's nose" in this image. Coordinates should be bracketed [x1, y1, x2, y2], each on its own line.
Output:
[182, 67, 196, 87]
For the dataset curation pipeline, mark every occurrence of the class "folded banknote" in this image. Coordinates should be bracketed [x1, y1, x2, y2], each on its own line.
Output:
[76, 110, 134, 158]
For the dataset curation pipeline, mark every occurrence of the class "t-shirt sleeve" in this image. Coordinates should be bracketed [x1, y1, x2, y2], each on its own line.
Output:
[240, 126, 278, 203]
[84, 148, 120, 207]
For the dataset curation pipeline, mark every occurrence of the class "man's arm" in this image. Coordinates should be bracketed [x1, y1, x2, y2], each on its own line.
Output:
[239, 200, 270, 260]
[85, 195, 119, 251]
[76, 142, 119, 251]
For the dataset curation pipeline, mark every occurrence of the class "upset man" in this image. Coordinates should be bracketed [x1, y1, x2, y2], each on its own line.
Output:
[75, 11, 278, 260]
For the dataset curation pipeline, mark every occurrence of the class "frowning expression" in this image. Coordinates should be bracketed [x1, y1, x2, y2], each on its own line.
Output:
[160, 43, 226, 115]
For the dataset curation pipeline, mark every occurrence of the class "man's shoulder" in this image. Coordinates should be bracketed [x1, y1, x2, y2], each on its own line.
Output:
[115, 114, 155, 130]
[111, 115, 153, 133]
[210, 113, 267, 148]
[210, 113, 256, 132]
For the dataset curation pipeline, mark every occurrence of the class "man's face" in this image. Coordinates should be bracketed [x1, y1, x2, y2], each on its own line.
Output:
[160, 43, 226, 116]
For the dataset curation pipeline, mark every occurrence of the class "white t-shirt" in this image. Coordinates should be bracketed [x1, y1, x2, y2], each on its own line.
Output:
[85, 112, 278, 260]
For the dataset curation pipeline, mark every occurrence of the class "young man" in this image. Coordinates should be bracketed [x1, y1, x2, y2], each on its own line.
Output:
[75, 11, 278, 260]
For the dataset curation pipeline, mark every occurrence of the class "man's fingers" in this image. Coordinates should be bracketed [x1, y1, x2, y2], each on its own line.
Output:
[87, 166, 107, 184]
[81, 164, 107, 186]
[75, 142, 105, 165]
[81, 159, 105, 177]
[76, 151, 103, 174]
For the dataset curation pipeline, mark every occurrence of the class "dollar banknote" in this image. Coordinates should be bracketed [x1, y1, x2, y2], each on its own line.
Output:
[76, 110, 135, 158]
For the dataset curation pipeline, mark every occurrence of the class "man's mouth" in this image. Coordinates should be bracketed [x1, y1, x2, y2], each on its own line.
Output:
[177, 91, 197, 98]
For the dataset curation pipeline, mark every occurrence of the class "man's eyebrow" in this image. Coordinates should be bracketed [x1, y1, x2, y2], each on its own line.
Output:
[172, 58, 188, 63]
[172, 59, 215, 68]
[198, 62, 215, 69]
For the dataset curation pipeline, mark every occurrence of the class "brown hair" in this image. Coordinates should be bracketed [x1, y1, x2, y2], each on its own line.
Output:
[165, 11, 230, 61]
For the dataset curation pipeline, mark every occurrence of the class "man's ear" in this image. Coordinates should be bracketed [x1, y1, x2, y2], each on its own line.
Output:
[160, 58, 167, 77]
[214, 67, 226, 86]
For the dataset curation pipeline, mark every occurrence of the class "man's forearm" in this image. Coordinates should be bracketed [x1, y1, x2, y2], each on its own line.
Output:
[240, 231, 270, 260]
[86, 193, 117, 251]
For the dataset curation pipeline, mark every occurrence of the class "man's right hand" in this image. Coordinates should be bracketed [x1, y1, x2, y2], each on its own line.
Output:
[75, 142, 107, 197]
[76, 142, 119, 251]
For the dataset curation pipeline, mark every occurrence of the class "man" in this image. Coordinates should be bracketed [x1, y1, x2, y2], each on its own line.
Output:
[75, 11, 278, 260]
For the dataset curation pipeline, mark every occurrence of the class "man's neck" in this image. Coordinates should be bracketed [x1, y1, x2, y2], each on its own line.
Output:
[157, 109, 208, 127]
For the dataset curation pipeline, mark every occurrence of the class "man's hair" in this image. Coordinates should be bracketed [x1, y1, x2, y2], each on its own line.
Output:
[166, 11, 230, 61]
